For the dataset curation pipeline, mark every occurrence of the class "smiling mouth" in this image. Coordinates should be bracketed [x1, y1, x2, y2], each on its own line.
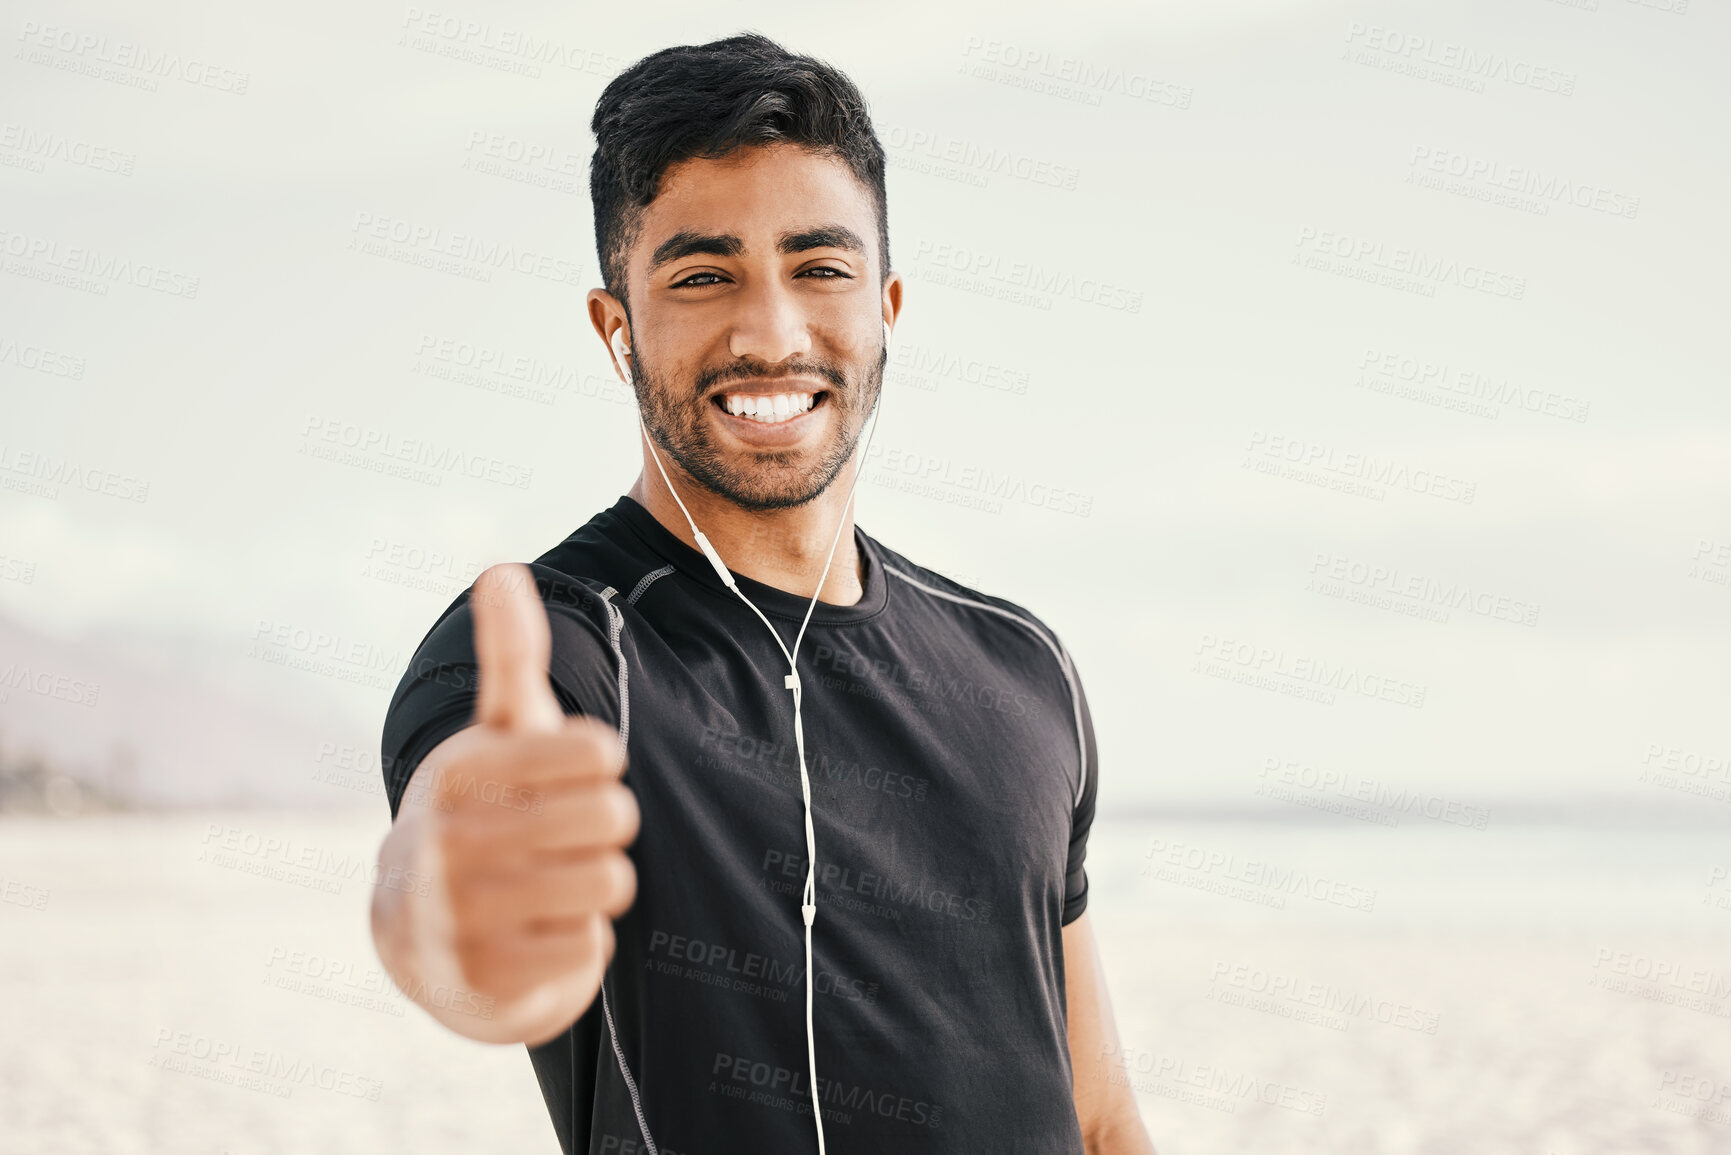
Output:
[712, 389, 828, 424]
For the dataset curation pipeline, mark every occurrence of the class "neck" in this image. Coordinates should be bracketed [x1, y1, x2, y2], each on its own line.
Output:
[627, 454, 866, 607]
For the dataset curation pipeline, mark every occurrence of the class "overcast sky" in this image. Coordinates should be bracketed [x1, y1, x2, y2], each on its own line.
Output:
[2, 0, 1726, 813]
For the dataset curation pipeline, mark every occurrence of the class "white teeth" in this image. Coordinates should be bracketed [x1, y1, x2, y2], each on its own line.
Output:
[720, 392, 817, 423]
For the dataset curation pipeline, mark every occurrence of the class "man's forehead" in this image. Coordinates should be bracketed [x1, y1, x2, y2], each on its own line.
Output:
[655, 140, 861, 196]
[636, 144, 875, 250]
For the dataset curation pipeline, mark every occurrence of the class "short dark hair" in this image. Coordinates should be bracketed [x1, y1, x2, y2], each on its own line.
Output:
[589, 33, 889, 313]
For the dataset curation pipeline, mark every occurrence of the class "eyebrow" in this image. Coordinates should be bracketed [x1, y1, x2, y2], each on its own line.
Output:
[647, 224, 867, 273]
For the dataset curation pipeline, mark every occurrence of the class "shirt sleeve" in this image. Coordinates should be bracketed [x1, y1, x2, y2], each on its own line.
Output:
[1061, 647, 1099, 926]
[378, 565, 620, 820]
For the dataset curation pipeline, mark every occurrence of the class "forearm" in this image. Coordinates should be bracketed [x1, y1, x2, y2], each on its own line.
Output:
[1065, 912, 1159, 1154]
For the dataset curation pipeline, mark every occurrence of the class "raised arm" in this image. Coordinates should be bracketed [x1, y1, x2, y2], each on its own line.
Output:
[369, 564, 640, 1045]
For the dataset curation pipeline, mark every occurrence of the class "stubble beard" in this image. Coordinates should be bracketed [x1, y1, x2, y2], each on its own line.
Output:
[634, 345, 885, 512]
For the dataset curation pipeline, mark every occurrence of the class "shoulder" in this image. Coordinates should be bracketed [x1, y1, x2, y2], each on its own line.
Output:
[869, 534, 1093, 804]
[531, 501, 661, 604]
[404, 504, 653, 663]
[869, 536, 1073, 665]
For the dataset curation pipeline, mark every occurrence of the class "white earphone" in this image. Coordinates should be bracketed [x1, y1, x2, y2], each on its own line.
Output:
[608, 319, 890, 1154]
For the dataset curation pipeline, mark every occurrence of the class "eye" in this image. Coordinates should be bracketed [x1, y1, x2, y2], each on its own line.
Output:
[797, 266, 852, 280]
[672, 272, 728, 288]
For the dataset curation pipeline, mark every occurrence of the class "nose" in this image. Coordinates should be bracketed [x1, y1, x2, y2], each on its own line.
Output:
[727, 281, 811, 365]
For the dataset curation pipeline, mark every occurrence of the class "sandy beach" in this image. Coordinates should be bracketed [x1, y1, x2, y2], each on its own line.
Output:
[3, 812, 1728, 1153]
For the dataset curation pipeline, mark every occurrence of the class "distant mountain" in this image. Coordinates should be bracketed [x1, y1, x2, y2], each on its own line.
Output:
[0, 610, 386, 813]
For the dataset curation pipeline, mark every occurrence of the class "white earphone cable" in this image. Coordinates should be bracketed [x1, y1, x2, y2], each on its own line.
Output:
[617, 325, 888, 1154]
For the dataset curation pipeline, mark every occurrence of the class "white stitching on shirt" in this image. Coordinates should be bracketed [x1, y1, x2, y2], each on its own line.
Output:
[597, 588, 657, 1155]
[604, 596, 632, 747]
[601, 986, 656, 1155]
[882, 564, 1088, 808]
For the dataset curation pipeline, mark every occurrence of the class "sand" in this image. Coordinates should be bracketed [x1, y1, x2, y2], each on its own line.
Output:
[2, 813, 1727, 1153]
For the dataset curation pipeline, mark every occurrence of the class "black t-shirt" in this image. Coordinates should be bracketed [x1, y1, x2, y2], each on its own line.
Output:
[380, 496, 1099, 1155]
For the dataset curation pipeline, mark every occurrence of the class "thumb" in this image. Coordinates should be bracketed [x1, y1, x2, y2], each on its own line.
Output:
[471, 563, 564, 733]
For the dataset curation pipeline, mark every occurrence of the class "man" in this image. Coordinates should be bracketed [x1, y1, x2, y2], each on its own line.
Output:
[370, 32, 1155, 1155]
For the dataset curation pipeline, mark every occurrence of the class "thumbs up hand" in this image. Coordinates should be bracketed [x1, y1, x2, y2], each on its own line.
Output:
[370, 564, 640, 1045]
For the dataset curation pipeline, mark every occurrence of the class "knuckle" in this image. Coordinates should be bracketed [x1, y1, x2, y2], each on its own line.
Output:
[604, 853, 637, 910]
[598, 784, 640, 843]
